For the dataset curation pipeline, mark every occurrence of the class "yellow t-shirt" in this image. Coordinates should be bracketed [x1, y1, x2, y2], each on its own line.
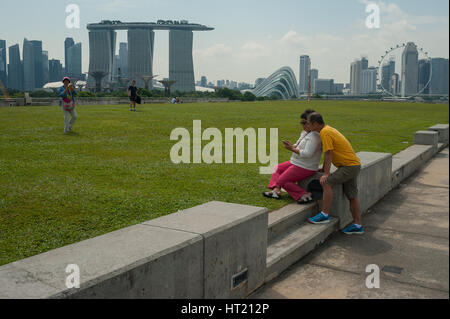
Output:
[320, 125, 361, 167]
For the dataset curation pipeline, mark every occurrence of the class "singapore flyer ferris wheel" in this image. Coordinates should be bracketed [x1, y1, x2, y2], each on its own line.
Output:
[377, 43, 432, 98]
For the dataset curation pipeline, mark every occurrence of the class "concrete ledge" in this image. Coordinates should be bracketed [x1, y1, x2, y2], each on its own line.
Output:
[428, 124, 449, 146]
[143, 201, 268, 299]
[0, 201, 268, 299]
[0, 224, 204, 299]
[357, 152, 392, 214]
[414, 131, 438, 150]
[391, 144, 435, 188]
[299, 152, 392, 229]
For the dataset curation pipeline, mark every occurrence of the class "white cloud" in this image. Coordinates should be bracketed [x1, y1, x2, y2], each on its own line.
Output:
[191, 1, 448, 84]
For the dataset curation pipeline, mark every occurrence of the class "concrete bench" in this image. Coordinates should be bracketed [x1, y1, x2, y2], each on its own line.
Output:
[0, 201, 268, 299]
[414, 130, 439, 147]
[428, 124, 449, 146]
[299, 152, 392, 229]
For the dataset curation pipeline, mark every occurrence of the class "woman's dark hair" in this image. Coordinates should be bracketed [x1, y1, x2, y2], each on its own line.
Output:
[301, 109, 316, 120]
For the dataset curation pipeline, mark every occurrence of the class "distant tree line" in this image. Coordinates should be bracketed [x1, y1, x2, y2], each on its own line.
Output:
[0, 87, 284, 102]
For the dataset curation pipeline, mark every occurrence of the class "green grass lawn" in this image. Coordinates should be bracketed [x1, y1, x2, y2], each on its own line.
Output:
[0, 100, 448, 265]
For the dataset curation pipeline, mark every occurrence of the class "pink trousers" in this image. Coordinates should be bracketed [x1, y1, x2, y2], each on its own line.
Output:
[268, 161, 317, 201]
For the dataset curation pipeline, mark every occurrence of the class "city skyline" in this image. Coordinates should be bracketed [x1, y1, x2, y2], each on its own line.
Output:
[0, 0, 448, 85]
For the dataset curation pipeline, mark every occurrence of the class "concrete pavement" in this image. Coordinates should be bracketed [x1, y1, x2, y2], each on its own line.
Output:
[251, 148, 449, 299]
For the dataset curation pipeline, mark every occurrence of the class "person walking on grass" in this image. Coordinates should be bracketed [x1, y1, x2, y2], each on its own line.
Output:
[263, 109, 322, 204]
[128, 80, 138, 112]
[58, 77, 77, 134]
[306, 112, 364, 235]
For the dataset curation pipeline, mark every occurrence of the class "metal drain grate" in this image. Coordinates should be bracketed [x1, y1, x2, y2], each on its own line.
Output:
[382, 266, 403, 274]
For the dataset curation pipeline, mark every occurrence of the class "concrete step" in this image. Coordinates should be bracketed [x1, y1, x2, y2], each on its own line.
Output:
[265, 218, 339, 283]
[268, 202, 319, 242]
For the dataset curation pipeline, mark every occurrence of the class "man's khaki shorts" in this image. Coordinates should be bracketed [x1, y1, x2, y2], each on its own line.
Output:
[327, 165, 361, 200]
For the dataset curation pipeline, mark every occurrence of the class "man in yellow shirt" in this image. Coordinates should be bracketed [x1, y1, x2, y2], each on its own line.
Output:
[306, 113, 364, 235]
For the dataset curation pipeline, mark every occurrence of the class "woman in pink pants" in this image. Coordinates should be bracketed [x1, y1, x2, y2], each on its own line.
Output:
[263, 109, 322, 204]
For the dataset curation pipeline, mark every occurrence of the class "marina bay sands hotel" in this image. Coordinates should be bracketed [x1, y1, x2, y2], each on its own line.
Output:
[87, 20, 214, 92]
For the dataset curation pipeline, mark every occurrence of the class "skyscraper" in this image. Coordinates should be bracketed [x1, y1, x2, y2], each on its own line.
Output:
[391, 73, 400, 95]
[64, 37, 75, 71]
[119, 42, 128, 77]
[49, 59, 63, 82]
[361, 67, 377, 94]
[8, 44, 23, 90]
[128, 29, 154, 88]
[169, 30, 195, 92]
[67, 43, 82, 78]
[299, 55, 311, 94]
[310, 69, 318, 93]
[418, 59, 431, 95]
[112, 55, 120, 82]
[42, 50, 49, 85]
[350, 60, 362, 95]
[23, 38, 43, 91]
[381, 59, 395, 93]
[401, 42, 419, 97]
[430, 58, 449, 95]
[88, 30, 116, 89]
[201, 76, 207, 87]
[361, 57, 369, 70]
[0, 40, 7, 88]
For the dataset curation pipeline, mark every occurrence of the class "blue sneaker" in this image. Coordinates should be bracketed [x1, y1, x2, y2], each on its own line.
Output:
[308, 212, 330, 224]
[342, 224, 365, 235]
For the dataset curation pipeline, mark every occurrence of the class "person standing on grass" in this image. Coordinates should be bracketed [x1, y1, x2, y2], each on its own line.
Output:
[58, 77, 77, 134]
[306, 112, 364, 235]
[263, 109, 322, 204]
[128, 80, 137, 112]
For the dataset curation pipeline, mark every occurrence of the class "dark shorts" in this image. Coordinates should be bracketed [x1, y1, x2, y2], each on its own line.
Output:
[327, 165, 361, 200]
[130, 96, 136, 102]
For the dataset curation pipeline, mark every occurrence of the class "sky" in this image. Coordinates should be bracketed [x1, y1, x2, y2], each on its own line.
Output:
[0, 0, 448, 84]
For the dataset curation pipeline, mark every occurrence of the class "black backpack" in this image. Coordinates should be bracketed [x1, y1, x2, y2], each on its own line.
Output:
[307, 180, 323, 201]
[135, 95, 142, 104]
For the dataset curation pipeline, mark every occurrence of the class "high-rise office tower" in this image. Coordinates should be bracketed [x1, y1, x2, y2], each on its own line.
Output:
[67, 42, 82, 78]
[418, 59, 431, 95]
[381, 59, 395, 93]
[0, 40, 7, 87]
[201, 76, 207, 87]
[430, 58, 449, 95]
[350, 60, 362, 95]
[119, 42, 128, 77]
[310, 69, 318, 93]
[128, 29, 154, 88]
[42, 50, 49, 85]
[390, 73, 400, 95]
[401, 42, 419, 97]
[8, 44, 23, 90]
[64, 37, 75, 71]
[88, 30, 117, 88]
[112, 55, 121, 82]
[361, 57, 369, 70]
[49, 59, 63, 82]
[299, 55, 311, 94]
[23, 38, 43, 91]
[361, 67, 377, 94]
[169, 30, 195, 92]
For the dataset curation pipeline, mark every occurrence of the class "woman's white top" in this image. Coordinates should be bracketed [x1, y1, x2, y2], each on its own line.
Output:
[290, 130, 322, 171]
